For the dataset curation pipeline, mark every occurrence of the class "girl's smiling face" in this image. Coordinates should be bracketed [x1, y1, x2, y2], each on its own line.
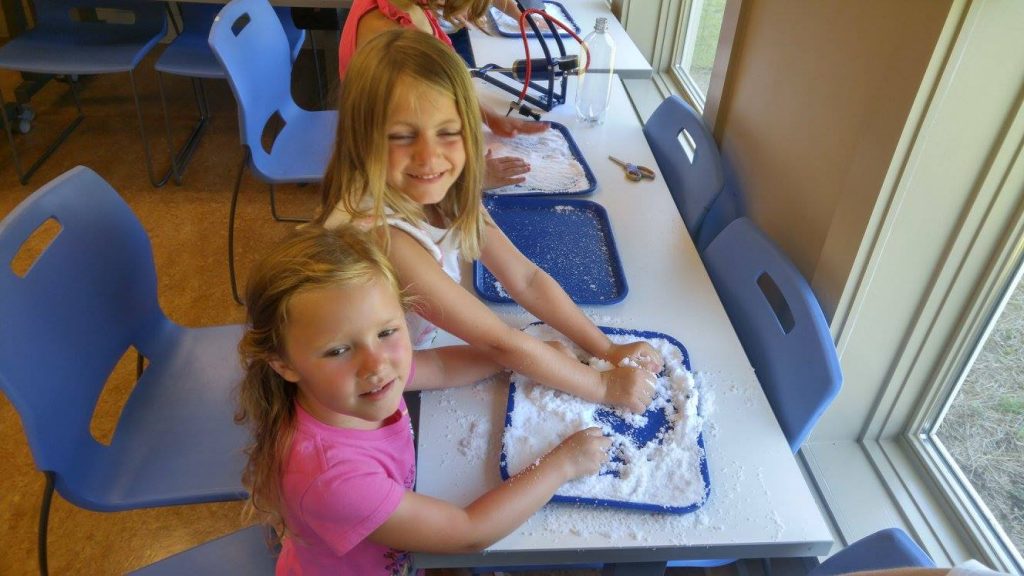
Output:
[385, 78, 466, 206]
[270, 277, 413, 430]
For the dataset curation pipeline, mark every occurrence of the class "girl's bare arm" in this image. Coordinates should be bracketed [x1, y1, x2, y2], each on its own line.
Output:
[369, 428, 610, 553]
[387, 228, 651, 412]
[408, 346, 502, 391]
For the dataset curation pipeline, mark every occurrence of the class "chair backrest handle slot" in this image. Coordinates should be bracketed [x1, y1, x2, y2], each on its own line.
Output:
[757, 271, 795, 334]
[10, 217, 62, 279]
[231, 12, 251, 36]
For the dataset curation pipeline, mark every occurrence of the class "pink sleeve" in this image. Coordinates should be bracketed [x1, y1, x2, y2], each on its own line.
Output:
[298, 466, 405, 556]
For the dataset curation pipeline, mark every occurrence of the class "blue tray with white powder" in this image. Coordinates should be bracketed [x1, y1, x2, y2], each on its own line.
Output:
[499, 325, 711, 514]
[487, 1, 580, 37]
[474, 197, 627, 305]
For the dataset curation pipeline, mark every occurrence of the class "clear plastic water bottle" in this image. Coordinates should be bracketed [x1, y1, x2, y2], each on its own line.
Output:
[575, 17, 616, 126]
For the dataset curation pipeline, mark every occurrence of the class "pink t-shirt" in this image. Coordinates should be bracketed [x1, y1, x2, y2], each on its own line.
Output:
[276, 398, 417, 575]
[338, 0, 454, 79]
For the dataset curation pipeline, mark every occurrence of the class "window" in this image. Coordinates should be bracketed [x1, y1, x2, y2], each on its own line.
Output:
[930, 266, 1024, 565]
[671, 0, 727, 106]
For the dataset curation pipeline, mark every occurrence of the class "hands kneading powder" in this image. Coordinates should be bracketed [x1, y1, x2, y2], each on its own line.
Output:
[485, 127, 593, 195]
[503, 324, 709, 511]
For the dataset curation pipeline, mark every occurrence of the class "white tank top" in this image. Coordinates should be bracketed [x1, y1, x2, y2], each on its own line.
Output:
[322, 204, 462, 348]
[385, 217, 462, 348]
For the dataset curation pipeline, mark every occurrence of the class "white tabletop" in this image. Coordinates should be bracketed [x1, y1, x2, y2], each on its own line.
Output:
[412, 77, 832, 572]
[467, 0, 653, 80]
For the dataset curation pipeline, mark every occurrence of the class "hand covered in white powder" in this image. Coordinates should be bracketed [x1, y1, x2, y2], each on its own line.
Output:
[483, 149, 531, 189]
[600, 366, 657, 414]
[604, 341, 664, 374]
[549, 427, 612, 479]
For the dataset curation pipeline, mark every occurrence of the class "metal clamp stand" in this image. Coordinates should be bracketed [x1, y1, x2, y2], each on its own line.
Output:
[471, 0, 574, 114]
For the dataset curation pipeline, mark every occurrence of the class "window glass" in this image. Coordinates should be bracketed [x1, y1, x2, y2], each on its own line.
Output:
[935, 270, 1024, 558]
[676, 0, 727, 98]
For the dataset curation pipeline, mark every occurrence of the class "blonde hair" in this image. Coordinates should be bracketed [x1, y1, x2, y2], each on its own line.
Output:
[236, 225, 406, 534]
[316, 28, 487, 259]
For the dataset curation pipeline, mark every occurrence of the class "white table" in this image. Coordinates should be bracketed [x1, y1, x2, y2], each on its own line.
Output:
[412, 77, 833, 574]
[468, 0, 653, 79]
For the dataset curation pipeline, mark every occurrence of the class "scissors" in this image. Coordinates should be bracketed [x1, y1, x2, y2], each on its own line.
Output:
[608, 156, 656, 182]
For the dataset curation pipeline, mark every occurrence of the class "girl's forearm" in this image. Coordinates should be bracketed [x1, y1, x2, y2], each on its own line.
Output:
[459, 451, 569, 550]
[486, 330, 606, 403]
[510, 272, 613, 359]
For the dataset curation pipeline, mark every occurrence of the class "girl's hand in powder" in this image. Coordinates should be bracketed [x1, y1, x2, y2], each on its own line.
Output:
[550, 427, 612, 479]
[484, 149, 531, 189]
[605, 341, 664, 374]
[600, 367, 656, 414]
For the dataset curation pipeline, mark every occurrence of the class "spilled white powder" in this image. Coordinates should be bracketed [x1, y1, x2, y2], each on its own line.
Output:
[485, 128, 590, 195]
[487, 2, 574, 36]
[492, 280, 510, 299]
[503, 324, 707, 510]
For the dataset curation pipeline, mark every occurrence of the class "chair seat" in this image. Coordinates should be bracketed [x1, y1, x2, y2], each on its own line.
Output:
[0, 27, 162, 74]
[60, 324, 250, 511]
[155, 37, 225, 79]
[128, 525, 278, 575]
[252, 109, 338, 184]
[808, 528, 935, 576]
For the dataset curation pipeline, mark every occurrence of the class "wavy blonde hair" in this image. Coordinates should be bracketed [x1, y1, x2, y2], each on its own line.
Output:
[316, 28, 487, 259]
[236, 225, 406, 535]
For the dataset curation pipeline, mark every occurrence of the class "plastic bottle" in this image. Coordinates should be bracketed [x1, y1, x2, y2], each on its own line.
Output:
[575, 17, 616, 126]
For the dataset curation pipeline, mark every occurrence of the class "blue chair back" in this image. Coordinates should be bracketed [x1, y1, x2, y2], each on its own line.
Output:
[33, 0, 166, 57]
[209, 0, 299, 171]
[643, 95, 725, 238]
[702, 218, 842, 451]
[809, 528, 935, 576]
[177, 3, 304, 65]
[0, 166, 167, 475]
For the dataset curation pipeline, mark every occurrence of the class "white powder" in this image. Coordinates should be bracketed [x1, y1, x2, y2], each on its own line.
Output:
[493, 280, 510, 299]
[488, 2, 574, 36]
[502, 324, 708, 510]
[486, 129, 591, 195]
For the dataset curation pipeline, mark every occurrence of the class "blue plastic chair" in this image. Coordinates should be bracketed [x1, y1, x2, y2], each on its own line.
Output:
[809, 528, 935, 576]
[155, 4, 309, 185]
[127, 525, 278, 575]
[0, 0, 170, 186]
[208, 0, 338, 303]
[666, 217, 843, 570]
[703, 217, 842, 451]
[643, 95, 725, 243]
[0, 166, 249, 575]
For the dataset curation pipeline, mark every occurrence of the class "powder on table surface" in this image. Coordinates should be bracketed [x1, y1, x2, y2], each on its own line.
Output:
[485, 129, 590, 194]
[503, 324, 707, 510]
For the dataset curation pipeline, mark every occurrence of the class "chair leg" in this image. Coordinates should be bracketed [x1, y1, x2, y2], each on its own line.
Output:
[229, 152, 249, 305]
[268, 184, 311, 223]
[128, 70, 174, 188]
[38, 471, 55, 576]
[158, 73, 209, 186]
[309, 32, 325, 110]
[0, 81, 84, 185]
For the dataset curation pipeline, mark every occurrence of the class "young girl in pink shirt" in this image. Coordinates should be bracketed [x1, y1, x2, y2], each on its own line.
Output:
[237, 225, 612, 575]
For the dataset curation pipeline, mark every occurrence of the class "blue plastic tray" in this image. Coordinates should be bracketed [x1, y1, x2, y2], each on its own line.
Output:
[484, 121, 597, 197]
[475, 197, 627, 305]
[487, 1, 580, 37]
[500, 326, 711, 514]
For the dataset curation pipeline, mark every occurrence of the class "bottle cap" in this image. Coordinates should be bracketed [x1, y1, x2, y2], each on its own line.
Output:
[595, 17, 608, 32]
